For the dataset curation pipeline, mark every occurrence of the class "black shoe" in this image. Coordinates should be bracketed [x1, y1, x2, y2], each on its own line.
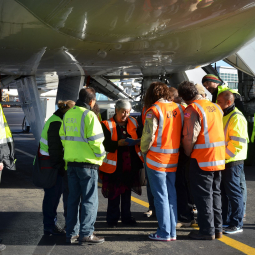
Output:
[79, 234, 105, 245]
[188, 230, 215, 240]
[122, 217, 137, 226]
[0, 244, 6, 252]
[44, 223, 66, 236]
[107, 222, 117, 228]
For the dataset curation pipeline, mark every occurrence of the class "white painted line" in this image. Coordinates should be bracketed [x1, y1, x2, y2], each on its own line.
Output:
[15, 148, 34, 158]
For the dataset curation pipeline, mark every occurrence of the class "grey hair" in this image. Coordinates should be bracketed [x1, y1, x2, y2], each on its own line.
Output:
[115, 100, 131, 110]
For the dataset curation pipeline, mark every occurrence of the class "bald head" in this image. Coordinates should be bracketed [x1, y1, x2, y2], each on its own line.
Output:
[217, 90, 234, 110]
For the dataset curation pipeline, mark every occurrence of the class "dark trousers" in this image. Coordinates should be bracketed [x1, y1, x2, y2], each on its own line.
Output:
[107, 189, 132, 224]
[189, 158, 222, 236]
[43, 174, 68, 230]
[221, 164, 244, 227]
[144, 155, 155, 211]
[176, 149, 194, 223]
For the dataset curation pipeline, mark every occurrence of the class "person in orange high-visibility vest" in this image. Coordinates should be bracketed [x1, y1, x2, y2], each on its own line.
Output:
[141, 105, 156, 218]
[141, 82, 184, 241]
[99, 100, 144, 228]
[178, 81, 225, 240]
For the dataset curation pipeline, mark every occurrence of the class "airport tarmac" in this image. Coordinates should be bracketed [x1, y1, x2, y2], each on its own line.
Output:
[0, 107, 255, 255]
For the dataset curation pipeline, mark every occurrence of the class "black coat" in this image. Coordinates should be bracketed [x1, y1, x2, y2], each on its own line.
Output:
[101, 118, 143, 174]
[48, 109, 65, 175]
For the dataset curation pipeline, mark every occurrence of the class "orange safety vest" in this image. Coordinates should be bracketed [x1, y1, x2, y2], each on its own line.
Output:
[189, 100, 225, 171]
[142, 106, 147, 126]
[146, 100, 185, 172]
[99, 116, 144, 174]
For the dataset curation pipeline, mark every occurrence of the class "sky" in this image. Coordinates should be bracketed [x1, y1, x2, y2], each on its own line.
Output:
[215, 60, 231, 67]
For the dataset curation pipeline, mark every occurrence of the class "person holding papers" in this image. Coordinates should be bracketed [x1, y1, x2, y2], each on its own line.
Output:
[99, 100, 144, 228]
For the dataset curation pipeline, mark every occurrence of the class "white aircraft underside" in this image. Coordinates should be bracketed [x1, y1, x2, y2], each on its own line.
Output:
[1, 0, 255, 79]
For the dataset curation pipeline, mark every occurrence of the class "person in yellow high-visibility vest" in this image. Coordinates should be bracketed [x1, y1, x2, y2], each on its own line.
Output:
[0, 103, 16, 252]
[40, 100, 75, 236]
[59, 87, 106, 245]
[217, 91, 249, 234]
[251, 113, 255, 144]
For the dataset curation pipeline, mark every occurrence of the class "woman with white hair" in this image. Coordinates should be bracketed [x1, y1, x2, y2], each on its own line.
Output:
[99, 100, 144, 228]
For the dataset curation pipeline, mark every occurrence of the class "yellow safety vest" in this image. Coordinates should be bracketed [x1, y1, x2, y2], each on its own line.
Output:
[251, 114, 255, 143]
[0, 105, 16, 170]
[223, 108, 249, 163]
[59, 105, 106, 166]
[40, 114, 62, 156]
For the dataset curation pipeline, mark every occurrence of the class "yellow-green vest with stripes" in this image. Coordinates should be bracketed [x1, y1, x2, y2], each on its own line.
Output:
[223, 107, 249, 163]
[40, 114, 62, 156]
[251, 113, 255, 143]
[59, 106, 106, 166]
[0, 105, 16, 170]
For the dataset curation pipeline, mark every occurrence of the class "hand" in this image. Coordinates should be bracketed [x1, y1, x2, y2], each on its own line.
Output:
[118, 139, 129, 146]
[0, 163, 3, 171]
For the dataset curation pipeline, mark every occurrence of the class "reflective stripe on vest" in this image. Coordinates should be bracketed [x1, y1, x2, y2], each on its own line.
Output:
[214, 103, 223, 115]
[199, 160, 225, 168]
[62, 109, 104, 143]
[229, 136, 246, 143]
[177, 103, 184, 126]
[152, 103, 183, 153]
[147, 157, 178, 169]
[106, 120, 113, 137]
[224, 112, 244, 138]
[226, 148, 235, 157]
[40, 149, 50, 156]
[193, 102, 224, 149]
[0, 137, 13, 144]
[102, 152, 117, 166]
[150, 147, 179, 154]
[128, 116, 138, 128]
[40, 137, 48, 146]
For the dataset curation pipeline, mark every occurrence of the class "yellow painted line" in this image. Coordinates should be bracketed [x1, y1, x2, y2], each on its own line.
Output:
[192, 219, 255, 254]
[219, 236, 255, 255]
[131, 196, 149, 208]
[98, 182, 255, 254]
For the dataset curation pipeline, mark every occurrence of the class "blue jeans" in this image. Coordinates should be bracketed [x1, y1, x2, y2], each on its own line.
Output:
[66, 166, 98, 238]
[222, 164, 244, 227]
[240, 167, 247, 216]
[143, 155, 155, 212]
[146, 163, 177, 238]
[43, 174, 68, 230]
[189, 158, 222, 236]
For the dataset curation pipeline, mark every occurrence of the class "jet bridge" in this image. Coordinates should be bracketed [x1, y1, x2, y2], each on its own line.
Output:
[224, 40, 255, 166]
[89, 76, 134, 101]
[224, 39, 255, 116]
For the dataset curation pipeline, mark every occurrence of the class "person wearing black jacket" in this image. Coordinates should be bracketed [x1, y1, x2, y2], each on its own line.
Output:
[100, 100, 144, 228]
[41, 100, 75, 236]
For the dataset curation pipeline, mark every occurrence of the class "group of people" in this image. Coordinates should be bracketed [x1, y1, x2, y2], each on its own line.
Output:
[0, 73, 251, 250]
[140, 77, 248, 241]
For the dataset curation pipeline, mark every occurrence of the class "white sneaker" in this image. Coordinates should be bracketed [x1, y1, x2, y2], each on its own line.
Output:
[171, 236, 177, 241]
[148, 233, 171, 241]
[223, 226, 243, 234]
